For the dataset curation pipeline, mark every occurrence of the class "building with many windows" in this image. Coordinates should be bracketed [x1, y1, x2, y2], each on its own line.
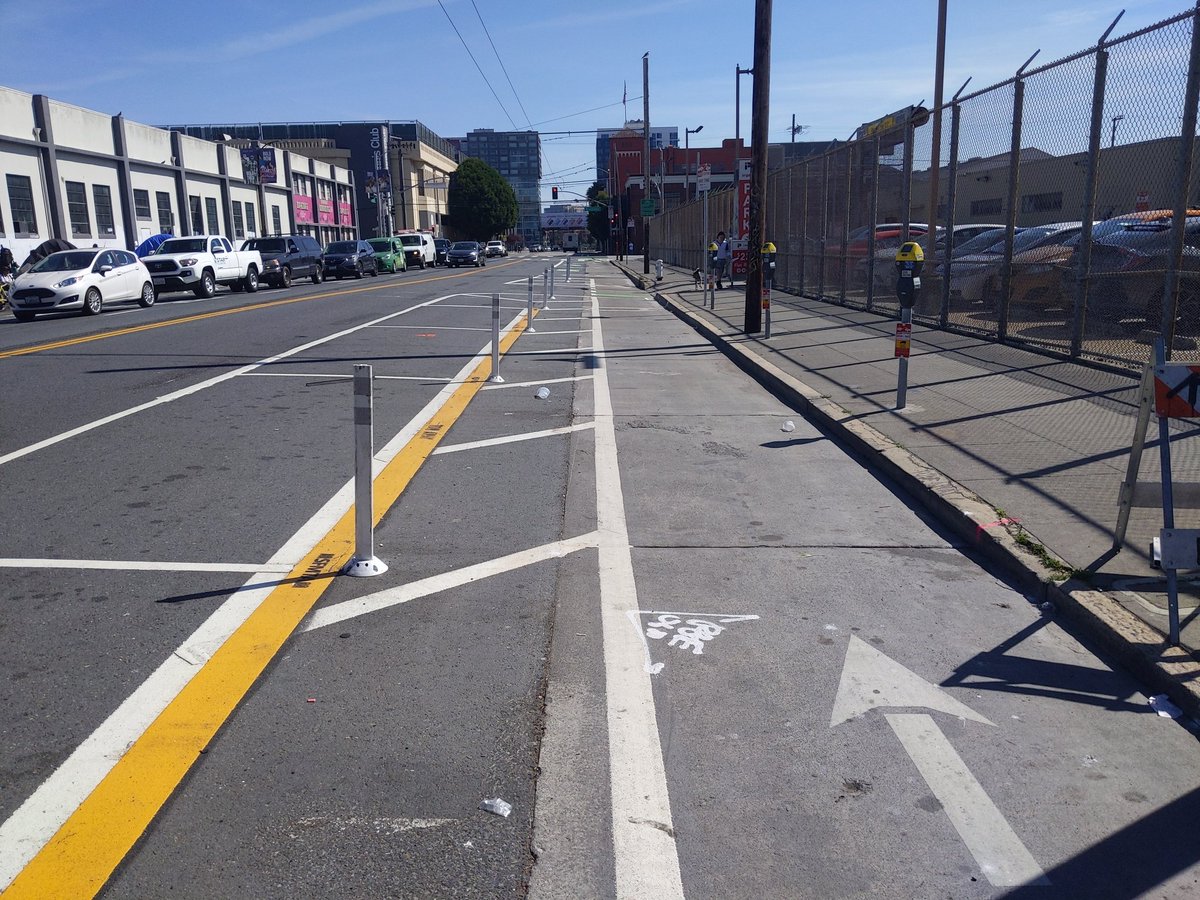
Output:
[596, 121, 679, 194]
[171, 121, 460, 240]
[455, 129, 542, 247]
[0, 87, 356, 262]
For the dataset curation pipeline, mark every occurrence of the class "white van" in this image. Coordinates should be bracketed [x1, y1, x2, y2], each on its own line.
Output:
[397, 232, 438, 269]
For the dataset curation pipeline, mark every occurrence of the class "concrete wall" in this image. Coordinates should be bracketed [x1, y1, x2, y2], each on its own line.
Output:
[0, 87, 35, 141]
[55, 155, 126, 248]
[125, 119, 173, 165]
[46, 99, 115, 155]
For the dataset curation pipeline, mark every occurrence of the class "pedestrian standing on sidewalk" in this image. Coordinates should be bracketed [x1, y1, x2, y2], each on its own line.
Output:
[714, 231, 730, 289]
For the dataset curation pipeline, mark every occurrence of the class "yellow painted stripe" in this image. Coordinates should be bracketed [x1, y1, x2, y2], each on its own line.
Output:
[0, 260, 524, 361]
[2, 309, 534, 898]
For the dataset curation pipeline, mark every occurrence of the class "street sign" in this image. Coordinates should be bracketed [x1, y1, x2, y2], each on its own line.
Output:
[1154, 364, 1200, 417]
[697, 164, 712, 192]
[626, 217, 634, 230]
[640, 198, 656, 216]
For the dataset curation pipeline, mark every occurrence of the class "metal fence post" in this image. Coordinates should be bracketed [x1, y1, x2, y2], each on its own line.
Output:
[1161, 3, 1200, 357]
[819, 153, 829, 298]
[786, 165, 794, 293]
[343, 364, 387, 578]
[999, 52, 1037, 342]
[1070, 21, 1121, 357]
[900, 122, 915, 244]
[866, 136, 881, 311]
[940, 99, 963, 328]
[799, 162, 809, 294]
[840, 147, 852, 303]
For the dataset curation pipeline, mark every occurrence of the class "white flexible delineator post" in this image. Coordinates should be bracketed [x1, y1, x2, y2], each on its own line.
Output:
[488, 292, 505, 383]
[344, 364, 388, 577]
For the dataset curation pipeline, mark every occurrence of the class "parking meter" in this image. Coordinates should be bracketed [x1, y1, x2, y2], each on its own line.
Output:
[894, 241, 924, 308]
[761, 241, 777, 337]
[894, 241, 924, 410]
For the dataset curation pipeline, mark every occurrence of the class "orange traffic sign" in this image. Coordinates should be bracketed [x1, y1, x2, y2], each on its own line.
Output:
[1154, 364, 1200, 417]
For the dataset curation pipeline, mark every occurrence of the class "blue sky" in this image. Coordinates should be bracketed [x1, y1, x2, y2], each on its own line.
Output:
[7, 0, 1191, 203]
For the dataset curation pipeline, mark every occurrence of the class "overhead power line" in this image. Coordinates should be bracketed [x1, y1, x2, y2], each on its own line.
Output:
[437, 0, 518, 130]
[469, 0, 532, 128]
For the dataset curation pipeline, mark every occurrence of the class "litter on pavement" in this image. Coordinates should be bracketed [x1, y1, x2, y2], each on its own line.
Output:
[479, 797, 513, 817]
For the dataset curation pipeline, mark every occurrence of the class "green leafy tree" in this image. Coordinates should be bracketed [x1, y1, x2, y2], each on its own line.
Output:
[445, 158, 518, 241]
[586, 181, 611, 251]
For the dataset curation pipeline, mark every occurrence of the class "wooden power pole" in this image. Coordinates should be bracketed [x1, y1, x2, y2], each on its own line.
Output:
[744, 0, 772, 333]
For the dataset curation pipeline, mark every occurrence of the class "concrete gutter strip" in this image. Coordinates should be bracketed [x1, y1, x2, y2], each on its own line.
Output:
[608, 260, 1200, 720]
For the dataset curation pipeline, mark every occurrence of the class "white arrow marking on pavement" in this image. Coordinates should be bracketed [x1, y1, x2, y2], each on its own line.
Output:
[830, 634, 994, 727]
[831, 636, 1047, 887]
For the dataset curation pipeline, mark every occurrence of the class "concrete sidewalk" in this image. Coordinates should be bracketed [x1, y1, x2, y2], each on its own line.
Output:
[610, 256, 1200, 713]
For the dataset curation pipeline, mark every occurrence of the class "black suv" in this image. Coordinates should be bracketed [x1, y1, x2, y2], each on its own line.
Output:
[434, 238, 451, 267]
[241, 235, 324, 287]
[323, 240, 381, 279]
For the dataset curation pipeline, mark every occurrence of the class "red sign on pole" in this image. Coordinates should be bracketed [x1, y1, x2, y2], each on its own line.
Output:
[732, 159, 752, 276]
[895, 322, 912, 358]
[1155, 364, 1200, 417]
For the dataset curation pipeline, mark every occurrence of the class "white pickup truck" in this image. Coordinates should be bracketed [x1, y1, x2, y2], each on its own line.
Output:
[143, 235, 263, 298]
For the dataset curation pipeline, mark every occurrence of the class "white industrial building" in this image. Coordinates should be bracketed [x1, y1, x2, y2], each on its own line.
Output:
[0, 87, 358, 263]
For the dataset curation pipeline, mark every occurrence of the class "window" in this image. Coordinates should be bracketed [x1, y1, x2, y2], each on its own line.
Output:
[971, 198, 1002, 217]
[93, 184, 115, 236]
[156, 191, 173, 233]
[133, 189, 152, 220]
[190, 195, 203, 234]
[245, 201, 256, 236]
[232, 202, 244, 239]
[1021, 191, 1063, 214]
[272, 206, 282, 235]
[66, 181, 91, 237]
[204, 197, 219, 235]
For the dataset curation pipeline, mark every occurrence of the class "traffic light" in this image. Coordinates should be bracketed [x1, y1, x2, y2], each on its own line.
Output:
[552, 186, 558, 200]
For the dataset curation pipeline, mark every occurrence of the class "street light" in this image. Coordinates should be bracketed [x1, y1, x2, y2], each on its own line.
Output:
[685, 125, 704, 202]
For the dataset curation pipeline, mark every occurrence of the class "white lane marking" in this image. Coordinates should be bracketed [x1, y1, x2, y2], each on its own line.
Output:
[589, 277, 685, 898]
[435, 303, 530, 311]
[595, 306, 656, 311]
[831, 635, 994, 727]
[433, 422, 595, 455]
[303, 533, 599, 632]
[519, 329, 589, 335]
[0, 294, 456, 468]
[0, 304, 532, 890]
[629, 611, 761, 674]
[481, 375, 592, 391]
[510, 346, 595, 356]
[0, 558, 291, 574]
[294, 815, 455, 834]
[243, 372, 453, 383]
[368, 324, 492, 332]
[887, 714, 1048, 887]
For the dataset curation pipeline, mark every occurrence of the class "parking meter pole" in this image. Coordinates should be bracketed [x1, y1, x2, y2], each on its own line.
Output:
[344, 364, 387, 577]
[897, 306, 912, 409]
[894, 241, 924, 411]
[526, 276, 536, 332]
[488, 292, 504, 383]
[762, 242, 777, 339]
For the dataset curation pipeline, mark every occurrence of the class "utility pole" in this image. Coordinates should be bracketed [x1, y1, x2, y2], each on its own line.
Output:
[643, 52, 651, 275]
[745, 0, 772, 333]
[791, 113, 796, 143]
[924, 0, 948, 272]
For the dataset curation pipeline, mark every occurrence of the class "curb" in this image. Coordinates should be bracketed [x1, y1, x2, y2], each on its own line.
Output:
[609, 260, 1200, 721]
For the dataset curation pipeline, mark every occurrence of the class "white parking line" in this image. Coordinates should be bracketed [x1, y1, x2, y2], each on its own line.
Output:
[0, 294, 457, 468]
[433, 422, 595, 455]
[244, 372, 453, 383]
[369, 324, 491, 332]
[0, 558, 292, 574]
[302, 533, 599, 632]
[481, 375, 592, 391]
[510, 346, 595, 355]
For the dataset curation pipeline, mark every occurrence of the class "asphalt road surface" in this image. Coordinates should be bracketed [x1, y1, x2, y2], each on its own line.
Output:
[1, 254, 1199, 899]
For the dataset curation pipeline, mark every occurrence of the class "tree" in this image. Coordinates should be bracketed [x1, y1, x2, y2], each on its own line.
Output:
[445, 158, 518, 241]
[585, 181, 611, 252]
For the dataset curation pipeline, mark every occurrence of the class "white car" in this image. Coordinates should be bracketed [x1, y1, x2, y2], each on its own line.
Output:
[9, 248, 155, 321]
[485, 240, 507, 258]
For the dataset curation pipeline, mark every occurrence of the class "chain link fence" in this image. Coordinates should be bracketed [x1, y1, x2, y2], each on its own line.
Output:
[651, 7, 1200, 369]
